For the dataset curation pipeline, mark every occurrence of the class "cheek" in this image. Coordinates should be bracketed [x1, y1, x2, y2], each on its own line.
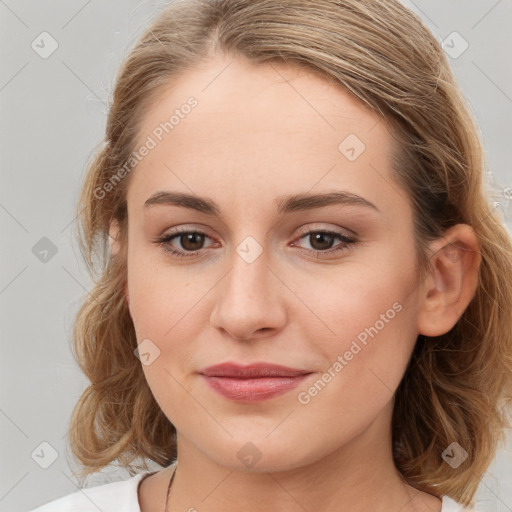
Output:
[128, 273, 210, 344]
[295, 251, 417, 341]
[127, 259, 206, 424]
[293, 282, 418, 436]
[126, 238, 194, 337]
[291, 252, 420, 392]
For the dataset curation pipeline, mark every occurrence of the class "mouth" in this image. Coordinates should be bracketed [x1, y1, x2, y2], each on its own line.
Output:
[199, 362, 314, 402]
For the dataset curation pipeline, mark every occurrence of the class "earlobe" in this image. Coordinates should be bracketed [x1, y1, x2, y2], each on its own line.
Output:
[417, 224, 481, 337]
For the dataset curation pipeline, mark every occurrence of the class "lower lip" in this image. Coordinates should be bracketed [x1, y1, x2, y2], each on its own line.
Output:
[201, 374, 312, 402]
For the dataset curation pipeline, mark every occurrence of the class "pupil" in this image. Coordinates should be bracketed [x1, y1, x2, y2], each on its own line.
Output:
[182, 233, 204, 251]
[311, 233, 333, 250]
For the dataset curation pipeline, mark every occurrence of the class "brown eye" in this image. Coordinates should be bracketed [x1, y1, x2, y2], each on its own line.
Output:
[154, 228, 215, 258]
[292, 229, 357, 259]
[308, 232, 336, 251]
[179, 232, 206, 251]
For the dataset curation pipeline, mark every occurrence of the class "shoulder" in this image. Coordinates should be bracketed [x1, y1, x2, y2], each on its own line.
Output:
[29, 478, 480, 512]
[28, 472, 153, 512]
[442, 495, 480, 512]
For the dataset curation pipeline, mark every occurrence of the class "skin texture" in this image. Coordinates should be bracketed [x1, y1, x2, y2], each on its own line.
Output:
[110, 52, 481, 512]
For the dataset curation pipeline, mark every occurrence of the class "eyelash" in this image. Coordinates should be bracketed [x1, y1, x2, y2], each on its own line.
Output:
[154, 226, 357, 260]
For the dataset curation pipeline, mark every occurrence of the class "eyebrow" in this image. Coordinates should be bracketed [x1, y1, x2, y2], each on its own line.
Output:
[144, 190, 379, 215]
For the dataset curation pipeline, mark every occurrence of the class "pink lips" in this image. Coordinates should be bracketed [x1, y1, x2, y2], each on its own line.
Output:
[200, 362, 313, 402]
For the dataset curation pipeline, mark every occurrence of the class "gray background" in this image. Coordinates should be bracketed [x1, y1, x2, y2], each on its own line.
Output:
[1, 0, 511, 510]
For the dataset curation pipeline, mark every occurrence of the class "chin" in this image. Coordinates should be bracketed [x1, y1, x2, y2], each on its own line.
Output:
[192, 428, 333, 474]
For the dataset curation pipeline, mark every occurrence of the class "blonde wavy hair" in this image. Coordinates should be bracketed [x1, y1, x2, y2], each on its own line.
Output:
[68, 0, 512, 506]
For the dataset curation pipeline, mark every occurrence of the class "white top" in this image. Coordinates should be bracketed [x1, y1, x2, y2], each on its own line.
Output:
[29, 471, 478, 511]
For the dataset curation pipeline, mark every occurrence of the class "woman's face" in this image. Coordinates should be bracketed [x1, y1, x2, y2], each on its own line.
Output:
[122, 53, 425, 471]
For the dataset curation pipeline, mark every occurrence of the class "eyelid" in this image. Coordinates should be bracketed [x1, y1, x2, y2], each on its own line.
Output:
[159, 224, 217, 241]
[294, 222, 358, 239]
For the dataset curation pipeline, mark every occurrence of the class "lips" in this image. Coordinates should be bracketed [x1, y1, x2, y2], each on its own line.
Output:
[201, 362, 311, 378]
[199, 362, 313, 402]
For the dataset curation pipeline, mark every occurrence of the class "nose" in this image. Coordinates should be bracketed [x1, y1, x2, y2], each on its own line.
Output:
[209, 246, 287, 342]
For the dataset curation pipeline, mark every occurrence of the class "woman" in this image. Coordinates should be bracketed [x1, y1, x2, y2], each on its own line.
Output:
[31, 0, 512, 511]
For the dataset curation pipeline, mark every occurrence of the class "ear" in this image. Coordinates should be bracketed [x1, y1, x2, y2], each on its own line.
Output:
[417, 224, 481, 337]
[108, 218, 130, 304]
[108, 218, 122, 256]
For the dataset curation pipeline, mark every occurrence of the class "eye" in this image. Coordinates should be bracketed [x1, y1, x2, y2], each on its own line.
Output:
[153, 227, 358, 260]
[154, 227, 216, 259]
[291, 229, 357, 258]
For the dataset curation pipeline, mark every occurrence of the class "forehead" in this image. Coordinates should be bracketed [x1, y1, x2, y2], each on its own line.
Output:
[127, 54, 403, 217]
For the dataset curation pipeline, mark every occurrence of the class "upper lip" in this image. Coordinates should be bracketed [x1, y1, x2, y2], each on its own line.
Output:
[200, 362, 312, 378]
